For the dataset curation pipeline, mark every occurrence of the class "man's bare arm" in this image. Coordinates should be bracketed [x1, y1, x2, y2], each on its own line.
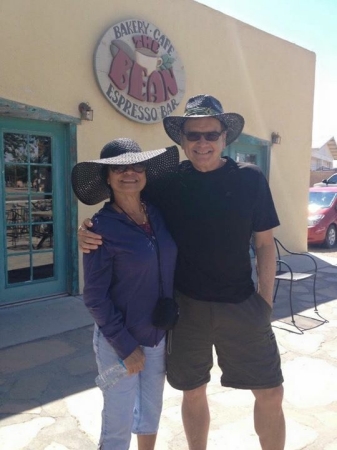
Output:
[78, 218, 103, 253]
[254, 229, 276, 307]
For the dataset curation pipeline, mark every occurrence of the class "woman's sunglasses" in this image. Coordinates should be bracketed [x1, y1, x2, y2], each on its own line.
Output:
[109, 163, 146, 174]
[182, 131, 224, 142]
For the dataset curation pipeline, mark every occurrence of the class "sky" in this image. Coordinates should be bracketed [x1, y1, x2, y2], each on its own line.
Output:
[195, 0, 337, 147]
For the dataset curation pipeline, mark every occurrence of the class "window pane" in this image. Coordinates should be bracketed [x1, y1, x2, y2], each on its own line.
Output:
[5, 165, 29, 195]
[4, 133, 28, 163]
[31, 165, 52, 196]
[6, 226, 30, 252]
[32, 252, 54, 280]
[29, 135, 52, 164]
[7, 254, 31, 283]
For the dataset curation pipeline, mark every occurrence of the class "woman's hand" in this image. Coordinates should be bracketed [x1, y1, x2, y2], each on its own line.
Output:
[123, 346, 145, 375]
[78, 218, 103, 253]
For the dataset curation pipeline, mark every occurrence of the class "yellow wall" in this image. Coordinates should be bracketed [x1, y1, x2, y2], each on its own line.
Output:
[0, 0, 315, 288]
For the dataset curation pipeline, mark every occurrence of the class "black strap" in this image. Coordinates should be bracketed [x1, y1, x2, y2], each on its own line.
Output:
[114, 202, 164, 298]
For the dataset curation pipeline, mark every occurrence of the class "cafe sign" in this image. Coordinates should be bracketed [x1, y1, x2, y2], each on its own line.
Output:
[94, 19, 186, 124]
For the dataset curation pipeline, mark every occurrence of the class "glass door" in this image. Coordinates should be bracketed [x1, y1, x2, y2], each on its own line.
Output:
[0, 118, 68, 304]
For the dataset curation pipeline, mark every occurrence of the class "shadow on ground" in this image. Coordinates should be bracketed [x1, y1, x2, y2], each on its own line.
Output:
[0, 325, 97, 419]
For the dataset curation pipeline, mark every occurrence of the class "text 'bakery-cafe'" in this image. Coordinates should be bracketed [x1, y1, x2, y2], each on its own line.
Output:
[0, 0, 315, 305]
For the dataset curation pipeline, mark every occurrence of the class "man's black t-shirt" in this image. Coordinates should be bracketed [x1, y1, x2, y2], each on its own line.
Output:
[145, 157, 280, 303]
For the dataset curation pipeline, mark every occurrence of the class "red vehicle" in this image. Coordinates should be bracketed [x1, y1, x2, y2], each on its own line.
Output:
[308, 186, 337, 248]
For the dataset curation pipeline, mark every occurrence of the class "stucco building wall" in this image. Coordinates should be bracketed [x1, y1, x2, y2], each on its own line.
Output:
[0, 0, 315, 291]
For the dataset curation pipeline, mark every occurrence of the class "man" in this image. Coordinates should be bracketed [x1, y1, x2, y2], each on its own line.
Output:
[78, 94, 285, 450]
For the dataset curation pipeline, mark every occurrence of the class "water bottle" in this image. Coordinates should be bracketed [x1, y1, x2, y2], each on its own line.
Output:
[95, 360, 128, 391]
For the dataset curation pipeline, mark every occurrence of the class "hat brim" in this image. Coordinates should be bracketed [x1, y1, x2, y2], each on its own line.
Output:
[89, 148, 166, 165]
[163, 112, 244, 146]
[72, 146, 179, 205]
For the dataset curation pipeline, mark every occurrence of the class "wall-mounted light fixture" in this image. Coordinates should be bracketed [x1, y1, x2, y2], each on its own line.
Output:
[78, 102, 93, 121]
[271, 132, 281, 145]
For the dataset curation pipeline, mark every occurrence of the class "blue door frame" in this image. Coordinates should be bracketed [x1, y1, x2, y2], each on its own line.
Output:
[224, 133, 271, 178]
[0, 99, 79, 305]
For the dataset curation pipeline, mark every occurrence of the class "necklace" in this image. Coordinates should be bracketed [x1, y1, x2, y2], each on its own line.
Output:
[113, 201, 148, 225]
[140, 202, 148, 225]
[114, 201, 153, 235]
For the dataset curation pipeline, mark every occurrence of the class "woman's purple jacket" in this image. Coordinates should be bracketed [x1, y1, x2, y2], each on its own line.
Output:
[83, 201, 177, 360]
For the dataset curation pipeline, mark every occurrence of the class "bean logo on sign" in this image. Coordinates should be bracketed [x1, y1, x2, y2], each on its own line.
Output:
[94, 19, 186, 124]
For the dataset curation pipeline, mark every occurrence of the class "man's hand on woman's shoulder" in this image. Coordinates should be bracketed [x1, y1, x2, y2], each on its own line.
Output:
[78, 218, 103, 253]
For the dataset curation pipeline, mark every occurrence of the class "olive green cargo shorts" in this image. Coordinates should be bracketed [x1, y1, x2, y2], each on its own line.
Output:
[166, 290, 283, 391]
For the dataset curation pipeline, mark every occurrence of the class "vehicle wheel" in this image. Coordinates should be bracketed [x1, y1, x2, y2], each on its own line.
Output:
[324, 224, 337, 248]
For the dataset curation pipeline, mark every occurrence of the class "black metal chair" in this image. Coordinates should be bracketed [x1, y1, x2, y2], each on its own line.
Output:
[273, 238, 327, 333]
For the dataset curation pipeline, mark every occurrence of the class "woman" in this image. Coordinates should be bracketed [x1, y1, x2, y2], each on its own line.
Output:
[71, 138, 179, 450]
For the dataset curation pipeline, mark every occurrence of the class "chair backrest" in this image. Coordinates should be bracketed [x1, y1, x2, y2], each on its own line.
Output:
[274, 237, 318, 274]
[274, 238, 287, 260]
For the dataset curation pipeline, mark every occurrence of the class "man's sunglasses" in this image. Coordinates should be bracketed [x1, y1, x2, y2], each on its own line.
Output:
[182, 131, 224, 142]
[109, 163, 146, 174]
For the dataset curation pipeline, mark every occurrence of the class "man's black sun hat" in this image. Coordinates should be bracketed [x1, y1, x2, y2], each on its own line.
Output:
[163, 94, 245, 145]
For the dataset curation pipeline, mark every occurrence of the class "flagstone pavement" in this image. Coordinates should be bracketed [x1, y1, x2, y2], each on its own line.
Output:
[0, 252, 336, 450]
